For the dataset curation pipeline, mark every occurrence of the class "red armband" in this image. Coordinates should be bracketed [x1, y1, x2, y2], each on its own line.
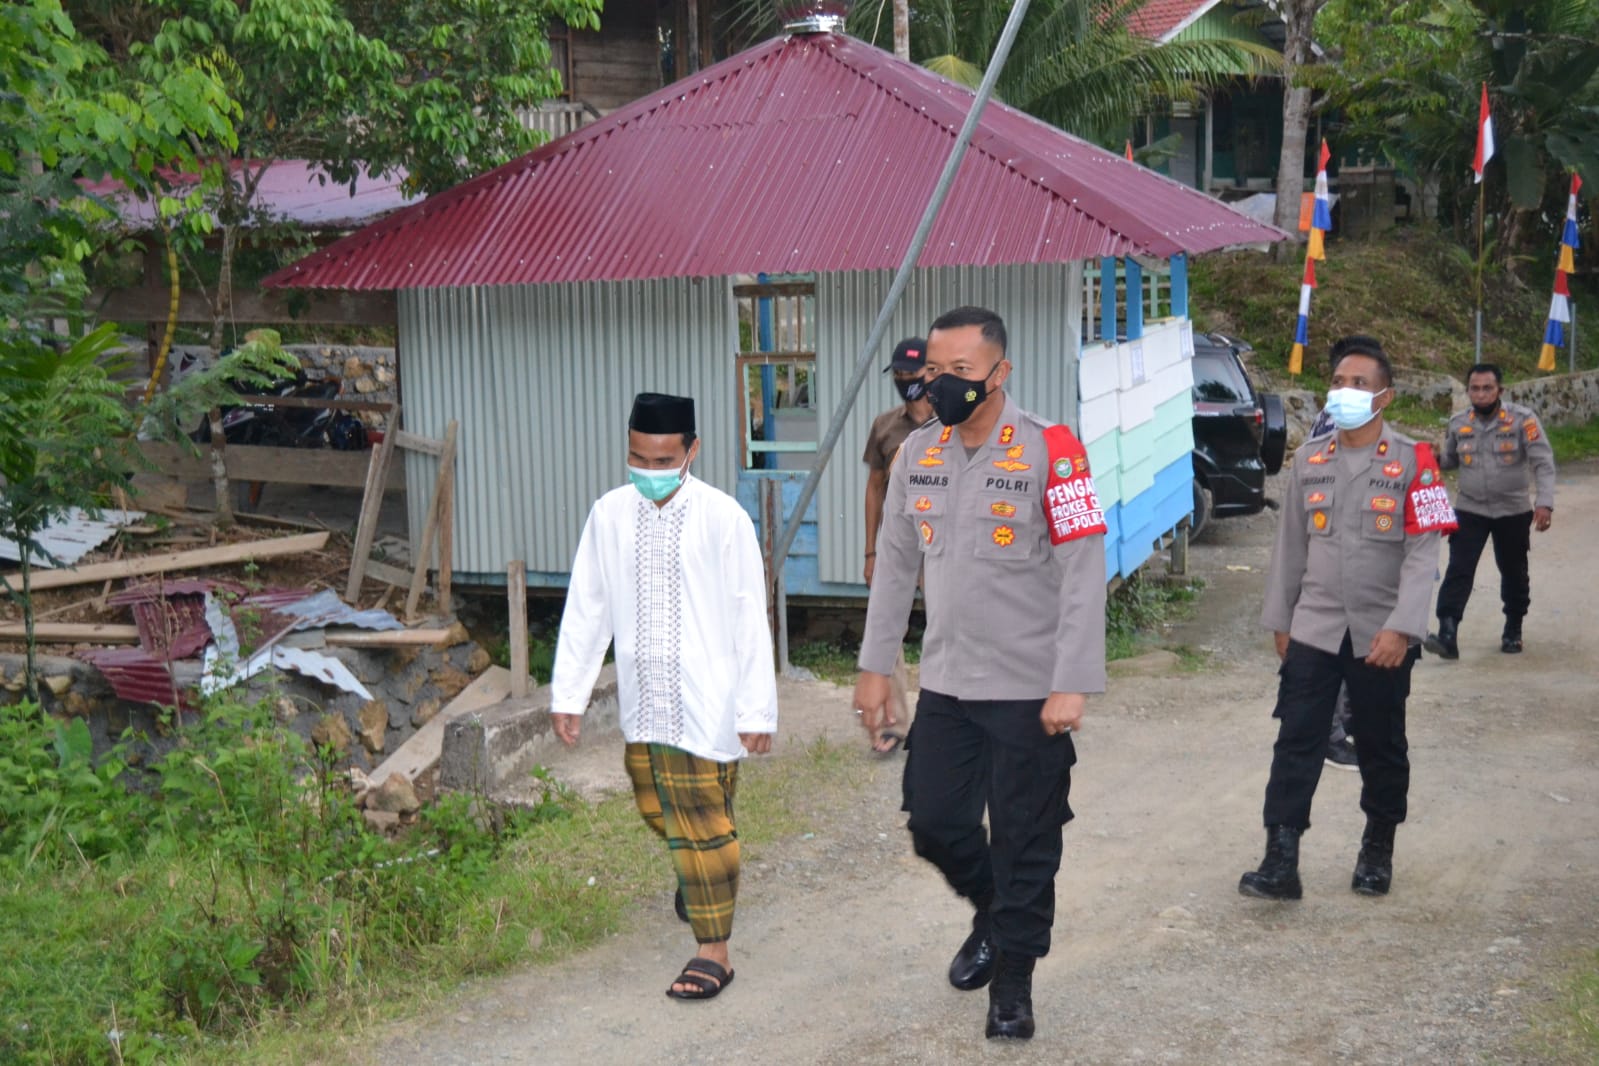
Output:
[1404, 442, 1458, 535]
[1043, 424, 1108, 544]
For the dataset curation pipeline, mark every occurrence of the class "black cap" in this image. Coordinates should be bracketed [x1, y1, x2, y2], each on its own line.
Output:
[884, 336, 928, 374]
[629, 392, 696, 435]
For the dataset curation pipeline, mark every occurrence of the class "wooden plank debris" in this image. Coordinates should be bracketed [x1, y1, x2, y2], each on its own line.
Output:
[344, 411, 457, 621]
[392, 430, 444, 457]
[0, 623, 453, 648]
[508, 560, 529, 698]
[367, 666, 511, 787]
[15, 531, 330, 591]
[345, 407, 403, 602]
[0, 623, 141, 644]
[135, 441, 375, 489]
[404, 420, 458, 621]
[362, 560, 414, 588]
[323, 628, 457, 648]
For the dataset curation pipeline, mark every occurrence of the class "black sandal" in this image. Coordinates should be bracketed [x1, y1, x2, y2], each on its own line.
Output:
[871, 730, 906, 759]
[665, 957, 734, 1000]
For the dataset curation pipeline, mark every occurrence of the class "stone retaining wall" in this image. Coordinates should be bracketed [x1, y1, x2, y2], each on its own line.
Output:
[1, 632, 489, 772]
[1502, 368, 1599, 427]
[1273, 366, 1599, 451]
[171, 343, 398, 431]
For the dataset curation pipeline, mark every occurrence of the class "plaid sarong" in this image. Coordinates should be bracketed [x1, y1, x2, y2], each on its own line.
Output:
[625, 742, 740, 944]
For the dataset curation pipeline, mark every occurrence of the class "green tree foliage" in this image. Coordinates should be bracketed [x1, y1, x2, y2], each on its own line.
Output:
[61, 0, 599, 518]
[0, 0, 236, 323]
[0, 328, 298, 701]
[69, 0, 603, 227]
[730, 0, 1278, 146]
[1318, 0, 1599, 267]
[1, 0, 237, 491]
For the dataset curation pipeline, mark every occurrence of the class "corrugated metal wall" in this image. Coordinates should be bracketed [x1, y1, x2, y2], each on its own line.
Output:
[399, 280, 737, 580]
[398, 264, 1082, 588]
[812, 263, 1084, 586]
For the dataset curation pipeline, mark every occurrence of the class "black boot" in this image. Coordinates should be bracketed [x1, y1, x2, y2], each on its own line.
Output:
[948, 911, 995, 991]
[1424, 616, 1459, 660]
[985, 952, 1036, 1040]
[1239, 825, 1303, 900]
[1352, 818, 1396, 896]
[1502, 617, 1523, 654]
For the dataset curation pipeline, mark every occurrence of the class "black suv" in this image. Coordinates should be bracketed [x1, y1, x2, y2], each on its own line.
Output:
[1191, 332, 1286, 536]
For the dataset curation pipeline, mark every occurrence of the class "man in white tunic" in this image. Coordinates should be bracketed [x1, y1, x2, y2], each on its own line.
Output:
[550, 392, 779, 1002]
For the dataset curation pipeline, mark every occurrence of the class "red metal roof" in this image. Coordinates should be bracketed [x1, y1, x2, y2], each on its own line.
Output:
[1126, 0, 1213, 41]
[265, 31, 1281, 292]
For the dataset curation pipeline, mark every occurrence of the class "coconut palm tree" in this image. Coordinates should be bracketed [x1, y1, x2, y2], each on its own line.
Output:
[910, 0, 1278, 144]
[727, 0, 1279, 147]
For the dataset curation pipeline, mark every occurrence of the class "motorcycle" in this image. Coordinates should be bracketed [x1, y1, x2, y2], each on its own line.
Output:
[189, 371, 368, 451]
[184, 366, 371, 510]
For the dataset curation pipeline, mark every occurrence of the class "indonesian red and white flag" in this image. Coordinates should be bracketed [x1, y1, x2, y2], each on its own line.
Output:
[1473, 82, 1495, 184]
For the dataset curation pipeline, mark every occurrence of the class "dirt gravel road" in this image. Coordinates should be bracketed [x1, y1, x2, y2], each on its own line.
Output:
[373, 464, 1599, 1066]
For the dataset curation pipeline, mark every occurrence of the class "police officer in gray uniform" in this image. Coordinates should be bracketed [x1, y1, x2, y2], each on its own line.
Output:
[1241, 337, 1455, 902]
[853, 306, 1107, 1041]
[1425, 363, 1556, 657]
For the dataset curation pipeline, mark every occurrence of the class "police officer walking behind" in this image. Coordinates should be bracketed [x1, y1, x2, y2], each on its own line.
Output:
[860, 336, 933, 755]
[1242, 336, 1456, 903]
[852, 306, 1108, 1040]
[1425, 363, 1556, 658]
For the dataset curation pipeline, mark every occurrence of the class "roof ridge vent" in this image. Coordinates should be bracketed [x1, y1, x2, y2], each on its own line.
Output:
[781, 0, 849, 34]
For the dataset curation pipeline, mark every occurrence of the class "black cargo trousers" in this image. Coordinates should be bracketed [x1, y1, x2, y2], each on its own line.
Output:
[902, 688, 1076, 959]
[1435, 508, 1533, 623]
[1263, 633, 1419, 832]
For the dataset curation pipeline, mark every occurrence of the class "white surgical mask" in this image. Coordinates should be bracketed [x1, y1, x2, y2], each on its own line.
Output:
[1324, 387, 1384, 431]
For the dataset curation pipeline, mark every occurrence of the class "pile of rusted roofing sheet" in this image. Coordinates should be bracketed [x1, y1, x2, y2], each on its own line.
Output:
[2, 529, 460, 710]
[76, 582, 406, 708]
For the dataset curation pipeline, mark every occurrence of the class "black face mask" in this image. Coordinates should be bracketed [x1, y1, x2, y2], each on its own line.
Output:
[926, 364, 998, 426]
[1472, 398, 1500, 417]
[894, 377, 926, 403]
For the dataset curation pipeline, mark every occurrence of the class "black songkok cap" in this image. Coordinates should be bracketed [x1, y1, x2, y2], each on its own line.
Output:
[629, 392, 696, 435]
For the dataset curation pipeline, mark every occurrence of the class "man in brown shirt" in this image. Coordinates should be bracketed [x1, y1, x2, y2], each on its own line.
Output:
[1242, 336, 1455, 903]
[860, 336, 931, 755]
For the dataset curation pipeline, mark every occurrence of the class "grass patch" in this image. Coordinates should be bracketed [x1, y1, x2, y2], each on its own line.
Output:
[788, 641, 862, 685]
[1105, 574, 1203, 661]
[1382, 392, 1452, 438]
[1170, 645, 1213, 672]
[1546, 418, 1599, 465]
[1564, 952, 1599, 1057]
[0, 698, 866, 1066]
[1522, 948, 1599, 1064]
[489, 631, 558, 684]
[1190, 228, 1557, 384]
